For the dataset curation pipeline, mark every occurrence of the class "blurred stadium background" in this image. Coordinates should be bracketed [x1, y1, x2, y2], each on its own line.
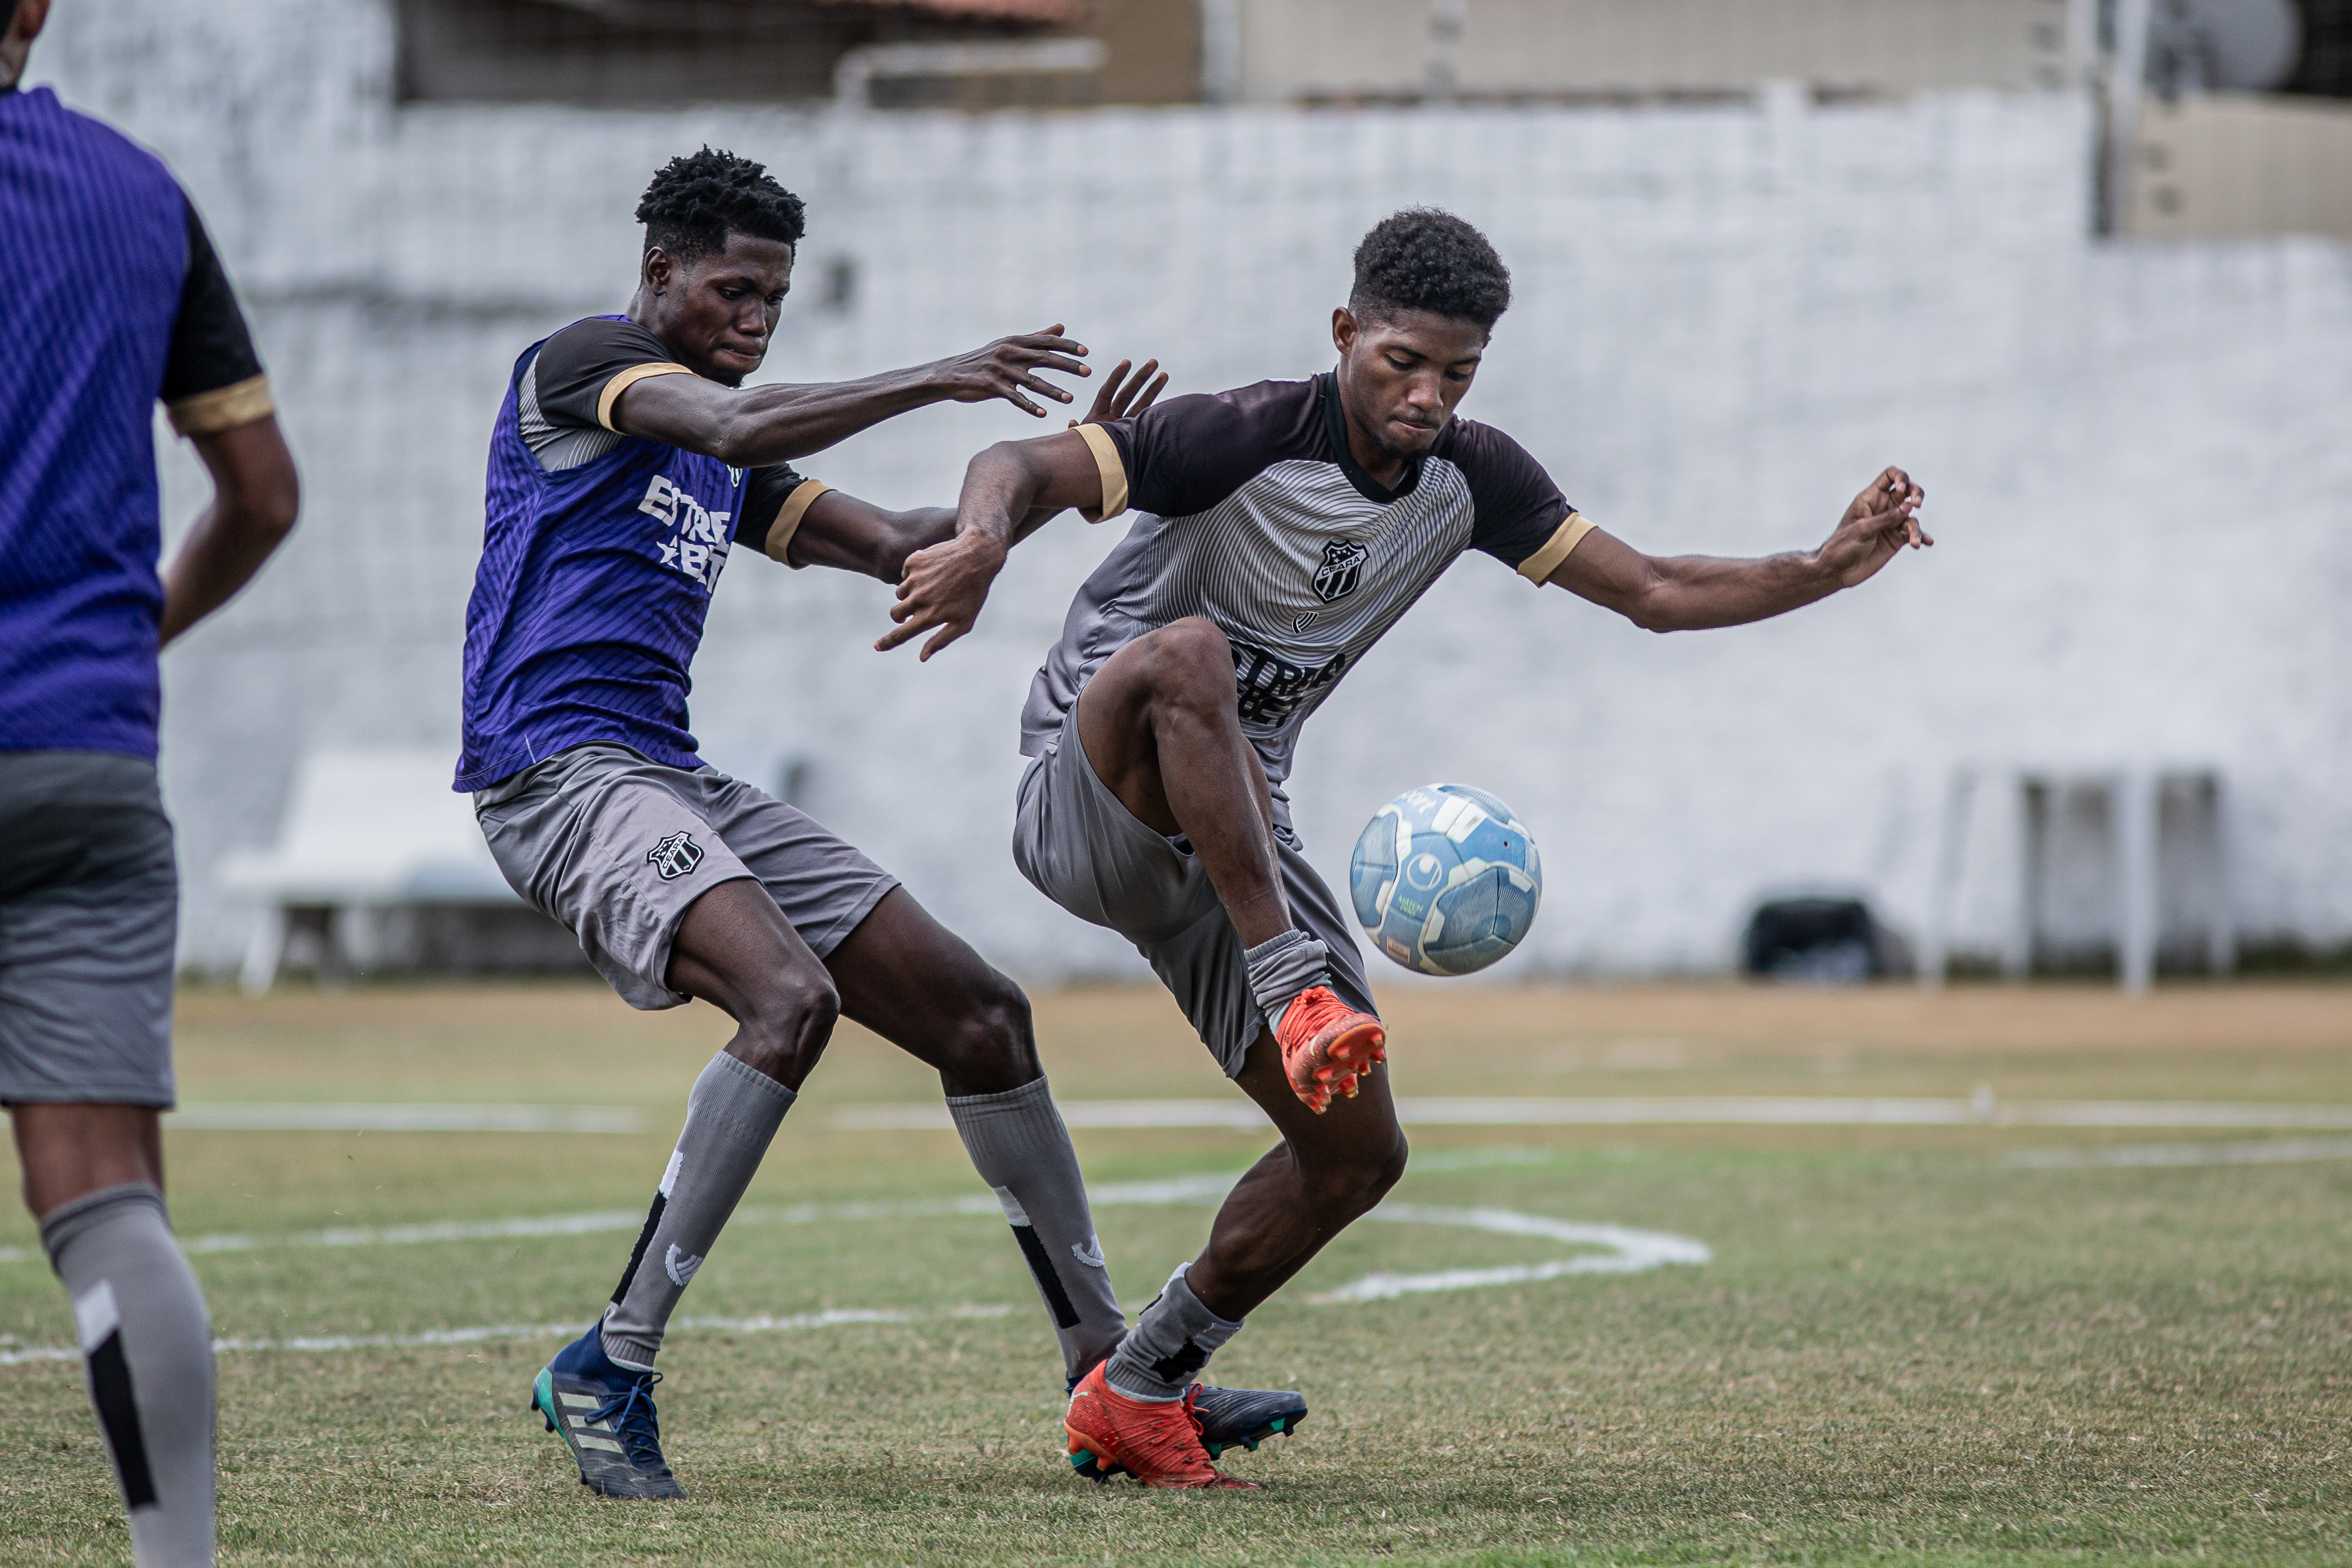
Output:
[24, 0, 2352, 987]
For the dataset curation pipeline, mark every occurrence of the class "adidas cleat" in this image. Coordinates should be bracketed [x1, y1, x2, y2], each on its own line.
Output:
[1274, 985, 1386, 1114]
[1193, 1384, 1309, 1460]
[1064, 1364, 1260, 1490]
[1071, 1383, 1309, 1479]
[530, 1325, 684, 1499]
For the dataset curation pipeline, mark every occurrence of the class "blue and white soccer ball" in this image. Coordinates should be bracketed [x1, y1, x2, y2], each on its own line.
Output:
[1349, 784, 1542, 976]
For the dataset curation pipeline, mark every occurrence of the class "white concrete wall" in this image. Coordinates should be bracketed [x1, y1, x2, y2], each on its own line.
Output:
[28, 0, 2352, 982]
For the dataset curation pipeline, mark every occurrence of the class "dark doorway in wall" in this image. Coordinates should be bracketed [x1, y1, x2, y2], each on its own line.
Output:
[2289, 0, 2352, 96]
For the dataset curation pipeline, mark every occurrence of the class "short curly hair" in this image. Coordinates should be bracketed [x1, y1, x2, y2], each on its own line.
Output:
[1349, 208, 1512, 332]
[635, 147, 807, 266]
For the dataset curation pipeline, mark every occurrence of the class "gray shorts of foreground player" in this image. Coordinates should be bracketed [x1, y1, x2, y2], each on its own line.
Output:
[880, 207, 1931, 1488]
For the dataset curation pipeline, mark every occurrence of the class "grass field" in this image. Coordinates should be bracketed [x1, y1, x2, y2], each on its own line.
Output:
[4, 979, 2349, 1566]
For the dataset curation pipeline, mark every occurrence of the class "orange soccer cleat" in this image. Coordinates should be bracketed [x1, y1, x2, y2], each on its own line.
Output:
[1064, 1364, 1261, 1490]
[1274, 985, 1386, 1114]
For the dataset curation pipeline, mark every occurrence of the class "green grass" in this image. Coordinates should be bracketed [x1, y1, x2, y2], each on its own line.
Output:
[3, 981, 2349, 1565]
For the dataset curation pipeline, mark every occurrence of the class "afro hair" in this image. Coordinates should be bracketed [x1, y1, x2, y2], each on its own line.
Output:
[1349, 208, 1512, 332]
[635, 147, 807, 266]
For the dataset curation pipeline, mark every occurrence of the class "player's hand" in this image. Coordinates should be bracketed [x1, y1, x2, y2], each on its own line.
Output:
[1069, 357, 1168, 429]
[1816, 467, 1930, 588]
[934, 325, 1090, 418]
[878, 529, 1009, 661]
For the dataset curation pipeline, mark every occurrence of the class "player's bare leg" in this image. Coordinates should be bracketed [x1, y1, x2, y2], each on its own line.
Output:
[14, 1104, 164, 1218]
[663, 877, 841, 1090]
[823, 888, 1127, 1382]
[1067, 1029, 1404, 1487]
[1075, 615, 1289, 946]
[821, 887, 1036, 1095]
[1187, 1036, 1409, 1316]
[1075, 616, 1385, 1112]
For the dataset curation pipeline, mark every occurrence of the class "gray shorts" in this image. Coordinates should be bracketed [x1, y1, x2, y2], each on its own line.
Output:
[1013, 704, 1374, 1078]
[475, 744, 897, 1010]
[0, 752, 179, 1107]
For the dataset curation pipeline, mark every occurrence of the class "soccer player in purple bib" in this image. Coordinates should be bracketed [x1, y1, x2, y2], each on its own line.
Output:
[885, 208, 1931, 1488]
[3, 1, 302, 1560]
[459, 147, 1299, 1499]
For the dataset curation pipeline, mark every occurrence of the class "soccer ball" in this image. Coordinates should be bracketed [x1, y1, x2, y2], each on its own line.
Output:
[1348, 784, 1542, 975]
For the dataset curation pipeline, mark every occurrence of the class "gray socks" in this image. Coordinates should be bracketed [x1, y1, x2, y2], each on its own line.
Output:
[41, 1183, 214, 1568]
[947, 1075, 1126, 1383]
[602, 1050, 795, 1369]
[1244, 929, 1330, 1033]
[1103, 1262, 1243, 1402]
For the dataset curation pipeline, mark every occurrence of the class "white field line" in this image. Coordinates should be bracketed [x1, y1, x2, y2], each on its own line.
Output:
[1313, 1204, 1713, 1303]
[0, 1171, 1707, 1364]
[167, 1104, 645, 1133]
[835, 1096, 2352, 1132]
[2007, 1137, 2352, 1169]
[0, 1308, 944, 1369]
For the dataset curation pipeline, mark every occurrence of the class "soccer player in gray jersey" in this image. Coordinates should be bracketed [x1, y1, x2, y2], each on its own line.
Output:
[881, 208, 1930, 1488]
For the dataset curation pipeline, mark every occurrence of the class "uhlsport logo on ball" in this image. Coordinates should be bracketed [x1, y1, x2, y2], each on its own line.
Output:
[1349, 784, 1542, 975]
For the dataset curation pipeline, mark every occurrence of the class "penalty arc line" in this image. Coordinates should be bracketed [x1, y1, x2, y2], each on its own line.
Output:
[0, 1172, 1708, 1366]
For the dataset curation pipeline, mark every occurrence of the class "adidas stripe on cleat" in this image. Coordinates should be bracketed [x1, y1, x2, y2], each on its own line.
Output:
[1274, 985, 1386, 1114]
[530, 1325, 684, 1499]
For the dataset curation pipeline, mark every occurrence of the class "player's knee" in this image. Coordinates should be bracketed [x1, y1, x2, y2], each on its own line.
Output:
[1140, 617, 1234, 706]
[942, 972, 1040, 1089]
[734, 971, 841, 1084]
[1302, 1131, 1408, 1221]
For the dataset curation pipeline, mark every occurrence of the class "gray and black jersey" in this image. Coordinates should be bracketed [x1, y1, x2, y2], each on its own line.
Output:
[1021, 372, 1590, 821]
[510, 315, 821, 555]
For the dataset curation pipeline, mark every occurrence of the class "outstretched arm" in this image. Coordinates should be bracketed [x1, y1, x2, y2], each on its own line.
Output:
[872, 431, 1104, 659]
[1550, 467, 1928, 630]
[784, 358, 1166, 586]
[837, 358, 1160, 657]
[613, 326, 1094, 468]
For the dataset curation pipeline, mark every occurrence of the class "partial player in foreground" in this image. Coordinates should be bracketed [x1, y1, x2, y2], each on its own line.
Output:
[884, 207, 1931, 1488]
[457, 147, 1292, 1500]
[2, 1, 302, 1561]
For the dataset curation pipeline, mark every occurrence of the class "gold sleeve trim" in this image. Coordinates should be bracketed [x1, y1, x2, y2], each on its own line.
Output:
[765, 479, 833, 566]
[167, 373, 274, 437]
[1516, 511, 1595, 584]
[1074, 422, 1128, 522]
[596, 362, 693, 431]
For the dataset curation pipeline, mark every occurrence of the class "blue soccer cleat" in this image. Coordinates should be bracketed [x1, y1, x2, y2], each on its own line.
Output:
[530, 1324, 685, 1499]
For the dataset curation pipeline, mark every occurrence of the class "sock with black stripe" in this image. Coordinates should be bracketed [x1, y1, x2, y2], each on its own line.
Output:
[600, 1050, 795, 1369]
[947, 1076, 1127, 1384]
[41, 1182, 215, 1568]
[1103, 1262, 1241, 1402]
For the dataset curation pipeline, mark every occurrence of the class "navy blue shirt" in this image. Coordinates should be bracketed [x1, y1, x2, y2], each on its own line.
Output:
[455, 316, 827, 792]
[0, 86, 269, 758]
